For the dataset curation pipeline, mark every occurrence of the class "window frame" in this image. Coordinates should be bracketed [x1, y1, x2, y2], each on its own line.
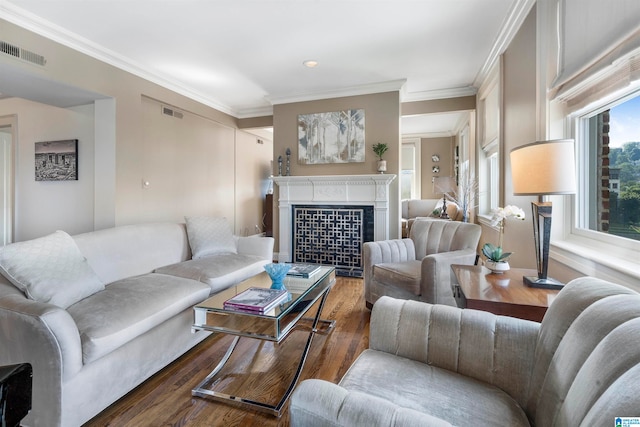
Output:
[549, 89, 640, 289]
[569, 90, 640, 251]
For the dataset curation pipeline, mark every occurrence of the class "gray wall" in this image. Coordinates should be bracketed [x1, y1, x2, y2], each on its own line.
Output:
[486, 5, 583, 282]
[420, 136, 455, 199]
[272, 91, 402, 251]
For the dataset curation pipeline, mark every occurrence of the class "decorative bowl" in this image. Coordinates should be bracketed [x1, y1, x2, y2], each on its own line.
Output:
[263, 263, 291, 290]
[485, 260, 510, 274]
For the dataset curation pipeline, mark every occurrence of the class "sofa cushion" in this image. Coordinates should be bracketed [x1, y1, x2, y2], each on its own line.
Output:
[185, 216, 237, 259]
[155, 253, 269, 294]
[373, 261, 421, 296]
[67, 273, 209, 364]
[0, 230, 104, 308]
[340, 349, 530, 426]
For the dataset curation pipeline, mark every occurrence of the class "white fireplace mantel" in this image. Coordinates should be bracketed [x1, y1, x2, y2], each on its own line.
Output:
[272, 174, 396, 263]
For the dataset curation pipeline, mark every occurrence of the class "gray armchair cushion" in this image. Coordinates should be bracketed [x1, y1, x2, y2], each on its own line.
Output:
[339, 350, 530, 426]
[372, 261, 421, 295]
[291, 379, 453, 427]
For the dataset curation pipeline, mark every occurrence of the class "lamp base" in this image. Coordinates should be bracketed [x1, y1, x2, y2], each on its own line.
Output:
[523, 275, 564, 290]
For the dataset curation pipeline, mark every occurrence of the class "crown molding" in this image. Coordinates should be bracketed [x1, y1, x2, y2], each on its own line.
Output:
[401, 86, 477, 103]
[235, 105, 274, 119]
[1, 0, 532, 120]
[0, 3, 240, 117]
[267, 79, 407, 105]
[402, 131, 454, 139]
[473, 0, 536, 88]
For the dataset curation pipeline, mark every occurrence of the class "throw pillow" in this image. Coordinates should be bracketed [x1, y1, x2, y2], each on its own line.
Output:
[431, 199, 460, 220]
[185, 216, 237, 259]
[0, 230, 104, 308]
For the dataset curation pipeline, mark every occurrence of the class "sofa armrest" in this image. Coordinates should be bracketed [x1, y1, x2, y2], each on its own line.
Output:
[369, 296, 539, 408]
[290, 379, 452, 427]
[0, 281, 83, 425]
[0, 283, 83, 382]
[420, 248, 477, 305]
[236, 235, 274, 261]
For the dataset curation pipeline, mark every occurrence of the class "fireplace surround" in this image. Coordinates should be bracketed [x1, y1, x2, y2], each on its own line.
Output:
[273, 174, 396, 276]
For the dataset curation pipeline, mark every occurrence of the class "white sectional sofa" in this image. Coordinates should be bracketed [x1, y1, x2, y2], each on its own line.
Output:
[0, 219, 274, 427]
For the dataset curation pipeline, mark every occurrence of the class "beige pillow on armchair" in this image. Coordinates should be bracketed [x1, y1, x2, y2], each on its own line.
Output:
[431, 199, 463, 221]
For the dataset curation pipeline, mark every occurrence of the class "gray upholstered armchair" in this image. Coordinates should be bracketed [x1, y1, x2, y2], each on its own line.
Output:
[290, 277, 640, 426]
[363, 218, 481, 309]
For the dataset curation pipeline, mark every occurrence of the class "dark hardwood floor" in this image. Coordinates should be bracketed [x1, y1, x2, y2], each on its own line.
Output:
[84, 276, 370, 426]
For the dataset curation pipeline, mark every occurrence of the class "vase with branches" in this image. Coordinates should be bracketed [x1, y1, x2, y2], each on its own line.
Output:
[445, 168, 478, 222]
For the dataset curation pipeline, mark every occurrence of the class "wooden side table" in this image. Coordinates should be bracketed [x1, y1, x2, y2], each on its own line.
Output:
[451, 264, 559, 322]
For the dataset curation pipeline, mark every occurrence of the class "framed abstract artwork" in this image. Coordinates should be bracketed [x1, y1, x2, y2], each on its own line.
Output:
[298, 109, 365, 164]
[35, 139, 78, 181]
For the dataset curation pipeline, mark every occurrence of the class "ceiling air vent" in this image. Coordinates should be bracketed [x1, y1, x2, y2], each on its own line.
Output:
[0, 40, 46, 66]
[162, 106, 184, 119]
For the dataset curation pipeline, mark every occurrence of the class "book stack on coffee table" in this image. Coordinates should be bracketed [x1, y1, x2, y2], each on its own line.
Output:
[286, 263, 321, 278]
[223, 287, 289, 314]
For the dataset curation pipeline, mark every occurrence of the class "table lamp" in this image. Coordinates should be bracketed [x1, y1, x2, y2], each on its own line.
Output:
[433, 176, 455, 219]
[510, 139, 576, 289]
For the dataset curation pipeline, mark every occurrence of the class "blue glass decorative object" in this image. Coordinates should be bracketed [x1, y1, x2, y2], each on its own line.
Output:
[263, 263, 291, 290]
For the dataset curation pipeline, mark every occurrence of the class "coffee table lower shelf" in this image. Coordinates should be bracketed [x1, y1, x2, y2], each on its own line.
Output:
[191, 315, 335, 417]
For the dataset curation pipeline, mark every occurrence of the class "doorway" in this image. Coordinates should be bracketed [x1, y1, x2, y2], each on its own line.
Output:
[0, 116, 15, 245]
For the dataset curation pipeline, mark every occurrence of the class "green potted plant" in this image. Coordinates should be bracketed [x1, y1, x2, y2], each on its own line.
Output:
[372, 143, 389, 173]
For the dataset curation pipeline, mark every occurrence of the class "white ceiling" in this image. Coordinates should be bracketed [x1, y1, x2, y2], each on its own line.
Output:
[0, 0, 531, 134]
[402, 111, 469, 138]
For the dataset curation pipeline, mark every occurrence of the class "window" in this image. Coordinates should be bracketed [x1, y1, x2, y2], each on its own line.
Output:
[401, 138, 420, 199]
[477, 63, 500, 218]
[576, 93, 640, 242]
[545, 1, 640, 287]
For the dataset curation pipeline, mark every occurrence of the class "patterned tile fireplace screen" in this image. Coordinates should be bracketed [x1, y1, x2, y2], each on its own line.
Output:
[292, 205, 374, 277]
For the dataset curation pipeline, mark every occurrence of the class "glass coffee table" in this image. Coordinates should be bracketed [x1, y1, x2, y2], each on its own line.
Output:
[191, 266, 336, 416]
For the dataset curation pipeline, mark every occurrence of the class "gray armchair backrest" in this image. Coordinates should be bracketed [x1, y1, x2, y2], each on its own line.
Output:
[526, 277, 640, 426]
[409, 219, 481, 259]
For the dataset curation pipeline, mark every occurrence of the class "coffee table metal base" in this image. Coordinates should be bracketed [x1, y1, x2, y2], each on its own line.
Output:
[191, 292, 335, 417]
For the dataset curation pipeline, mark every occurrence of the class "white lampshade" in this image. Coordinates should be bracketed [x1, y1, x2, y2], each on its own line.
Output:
[510, 139, 577, 195]
[433, 176, 455, 194]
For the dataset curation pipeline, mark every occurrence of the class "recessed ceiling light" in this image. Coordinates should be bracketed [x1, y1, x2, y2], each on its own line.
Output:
[303, 60, 318, 68]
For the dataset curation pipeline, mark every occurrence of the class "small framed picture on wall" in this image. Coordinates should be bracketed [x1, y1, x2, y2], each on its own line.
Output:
[35, 139, 78, 181]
